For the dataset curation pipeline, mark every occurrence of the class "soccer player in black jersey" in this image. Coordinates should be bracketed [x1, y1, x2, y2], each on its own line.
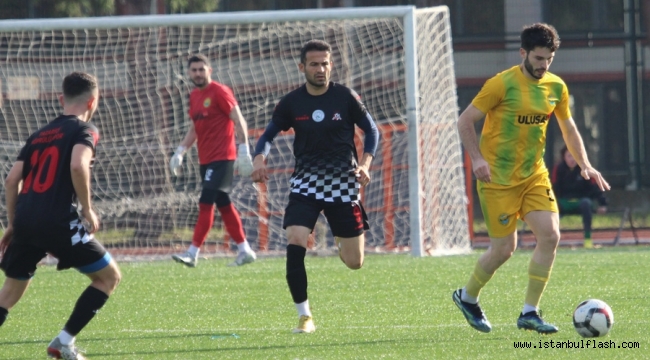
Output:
[0, 72, 121, 359]
[252, 40, 379, 333]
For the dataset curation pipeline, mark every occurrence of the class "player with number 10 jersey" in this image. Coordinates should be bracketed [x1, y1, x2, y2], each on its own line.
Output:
[0, 72, 120, 360]
[15, 115, 99, 239]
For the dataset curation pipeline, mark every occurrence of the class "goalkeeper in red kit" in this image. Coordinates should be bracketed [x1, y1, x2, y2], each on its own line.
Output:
[170, 54, 256, 267]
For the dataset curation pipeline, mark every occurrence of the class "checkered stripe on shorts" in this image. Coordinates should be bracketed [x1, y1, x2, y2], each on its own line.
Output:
[290, 162, 360, 203]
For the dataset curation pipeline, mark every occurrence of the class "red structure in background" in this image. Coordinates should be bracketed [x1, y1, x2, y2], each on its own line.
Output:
[246, 124, 474, 251]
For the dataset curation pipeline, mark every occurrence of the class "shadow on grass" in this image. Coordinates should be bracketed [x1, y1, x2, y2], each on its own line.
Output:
[88, 334, 508, 358]
[0, 332, 509, 359]
[0, 332, 216, 346]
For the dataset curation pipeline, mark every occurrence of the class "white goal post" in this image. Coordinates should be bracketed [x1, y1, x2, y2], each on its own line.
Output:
[0, 5, 470, 258]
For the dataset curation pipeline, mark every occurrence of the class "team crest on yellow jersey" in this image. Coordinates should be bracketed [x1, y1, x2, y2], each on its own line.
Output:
[498, 213, 509, 226]
[203, 98, 211, 108]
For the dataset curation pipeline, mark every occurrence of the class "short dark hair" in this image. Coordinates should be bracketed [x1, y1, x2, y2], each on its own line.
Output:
[560, 145, 569, 159]
[300, 40, 331, 64]
[62, 72, 98, 101]
[188, 54, 210, 68]
[520, 23, 560, 52]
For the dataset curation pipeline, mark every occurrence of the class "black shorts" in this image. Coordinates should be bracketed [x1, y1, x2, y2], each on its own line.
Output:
[200, 160, 234, 193]
[283, 192, 369, 238]
[0, 234, 112, 280]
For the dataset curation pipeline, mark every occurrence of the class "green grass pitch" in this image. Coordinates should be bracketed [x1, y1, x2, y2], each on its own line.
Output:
[1, 246, 648, 359]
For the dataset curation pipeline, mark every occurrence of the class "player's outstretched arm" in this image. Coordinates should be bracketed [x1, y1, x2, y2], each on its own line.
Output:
[230, 105, 249, 145]
[170, 122, 197, 176]
[557, 117, 611, 191]
[230, 106, 254, 176]
[580, 167, 610, 192]
[353, 111, 378, 187]
[251, 121, 281, 183]
[458, 104, 490, 183]
[251, 154, 268, 183]
[71, 144, 99, 233]
[354, 153, 374, 187]
[1, 161, 23, 255]
[234, 145, 254, 177]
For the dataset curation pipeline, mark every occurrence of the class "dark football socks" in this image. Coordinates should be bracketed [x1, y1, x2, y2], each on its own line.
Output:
[0, 306, 8, 326]
[286, 244, 308, 304]
[63, 286, 109, 336]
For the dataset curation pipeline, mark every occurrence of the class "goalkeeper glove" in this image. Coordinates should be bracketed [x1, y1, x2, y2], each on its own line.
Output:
[169, 146, 185, 176]
[234, 143, 253, 177]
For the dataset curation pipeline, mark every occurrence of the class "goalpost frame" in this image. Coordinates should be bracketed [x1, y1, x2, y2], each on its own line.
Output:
[401, 8, 423, 257]
[0, 6, 418, 31]
[0, 6, 448, 257]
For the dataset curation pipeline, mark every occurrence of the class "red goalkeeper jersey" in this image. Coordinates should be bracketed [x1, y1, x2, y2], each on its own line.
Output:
[189, 80, 237, 164]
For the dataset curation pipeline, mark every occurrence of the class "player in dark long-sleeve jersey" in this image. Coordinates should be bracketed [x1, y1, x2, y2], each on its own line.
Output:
[252, 40, 379, 334]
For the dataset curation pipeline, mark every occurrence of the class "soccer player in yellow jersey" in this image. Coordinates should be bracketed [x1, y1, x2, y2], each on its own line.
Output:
[452, 23, 610, 334]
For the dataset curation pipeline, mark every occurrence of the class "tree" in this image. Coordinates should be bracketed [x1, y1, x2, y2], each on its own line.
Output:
[0, 0, 31, 19]
[166, 0, 220, 13]
[1, 0, 115, 18]
[52, 0, 114, 17]
[115, 0, 156, 15]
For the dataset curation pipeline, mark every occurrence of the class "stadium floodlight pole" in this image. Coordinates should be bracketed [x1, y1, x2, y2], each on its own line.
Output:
[402, 7, 424, 257]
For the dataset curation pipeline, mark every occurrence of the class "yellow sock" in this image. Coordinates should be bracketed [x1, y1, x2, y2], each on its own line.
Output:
[525, 261, 552, 308]
[465, 262, 494, 298]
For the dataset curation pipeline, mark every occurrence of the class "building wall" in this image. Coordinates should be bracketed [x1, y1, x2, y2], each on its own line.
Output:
[451, 0, 648, 189]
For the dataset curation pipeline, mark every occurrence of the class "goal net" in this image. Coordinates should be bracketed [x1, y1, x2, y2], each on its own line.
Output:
[0, 6, 470, 259]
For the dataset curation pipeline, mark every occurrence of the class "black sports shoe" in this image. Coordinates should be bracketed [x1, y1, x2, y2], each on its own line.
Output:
[517, 310, 558, 334]
[452, 289, 492, 333]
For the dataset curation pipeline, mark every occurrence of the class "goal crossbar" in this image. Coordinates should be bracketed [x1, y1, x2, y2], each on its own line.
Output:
[0, 6, 417, 31]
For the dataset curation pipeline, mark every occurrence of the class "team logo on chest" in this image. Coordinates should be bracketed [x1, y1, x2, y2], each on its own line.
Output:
[332, 113, 342, 121]
[312, 110, 325, 122]
[203, 98, 211, 108]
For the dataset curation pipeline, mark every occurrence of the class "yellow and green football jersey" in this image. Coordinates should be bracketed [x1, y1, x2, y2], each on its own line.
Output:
[472, 65, 571, 186]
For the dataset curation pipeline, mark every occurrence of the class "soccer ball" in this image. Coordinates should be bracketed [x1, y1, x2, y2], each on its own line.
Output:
[573, 299, 614, 337]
